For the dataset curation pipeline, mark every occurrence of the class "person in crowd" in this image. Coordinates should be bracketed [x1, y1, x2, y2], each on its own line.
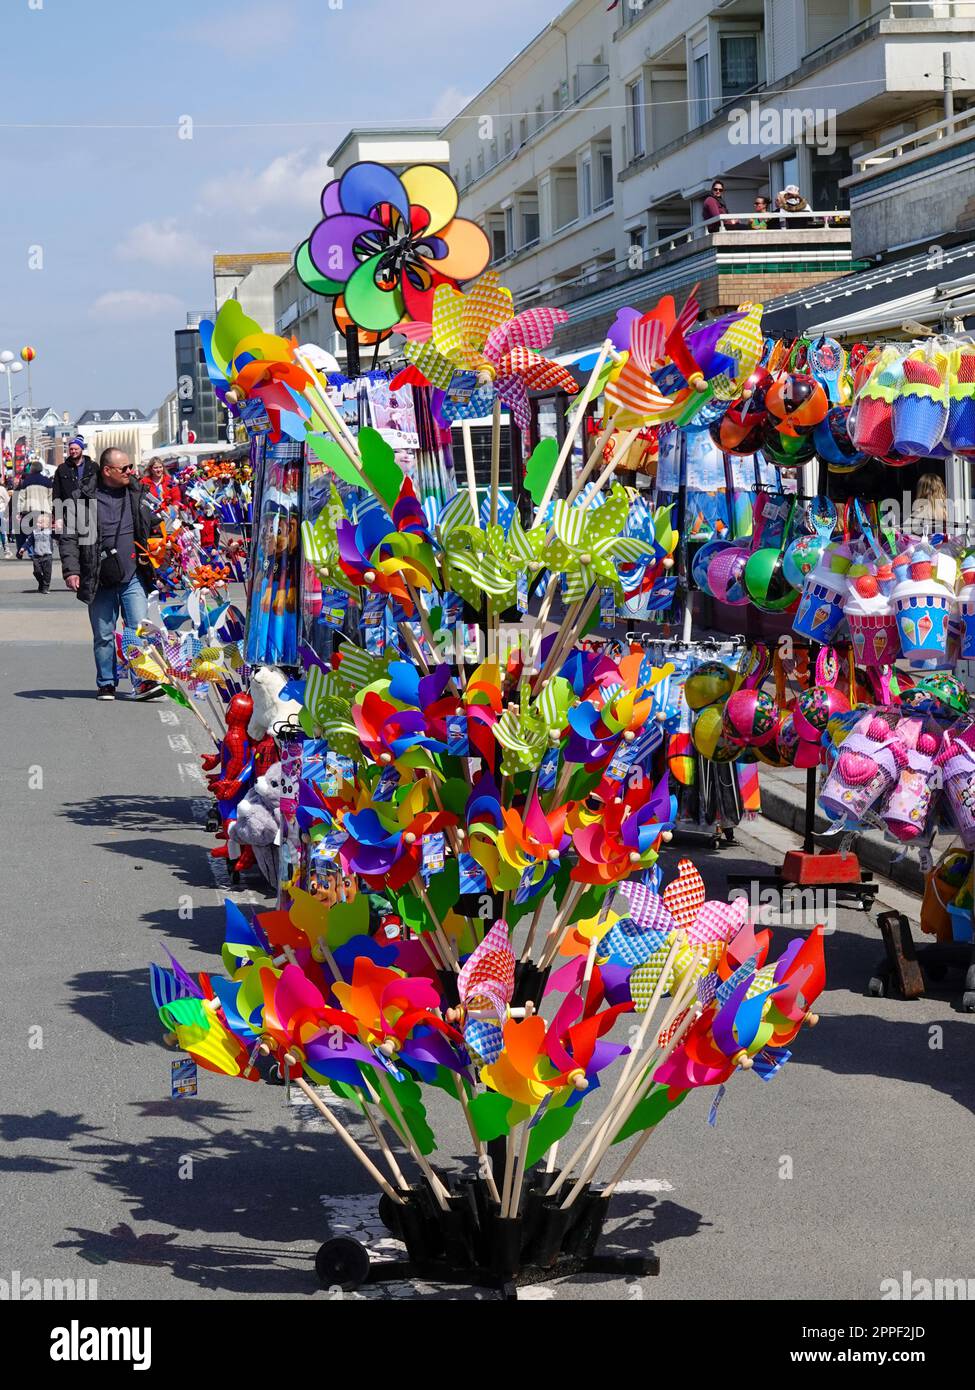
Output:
[60, 447, 165, 700]
[141, 456, 181, 510]
[53, 436, 96, 578]
[776, 185, 813, 227]
[702, 179, 742, 231]
[750, 194, 775, 230]
[15, 459, 54, 591]
[912, 472, 949, 536]
[0, 478, 9, 556]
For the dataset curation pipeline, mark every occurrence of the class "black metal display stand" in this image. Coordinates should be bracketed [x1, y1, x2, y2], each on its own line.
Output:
[313, 1175, 659, 1298]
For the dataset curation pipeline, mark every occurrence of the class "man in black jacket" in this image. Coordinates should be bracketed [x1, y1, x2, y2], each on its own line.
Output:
[60, 446, 164, 700]
[52, 436, 96, 583]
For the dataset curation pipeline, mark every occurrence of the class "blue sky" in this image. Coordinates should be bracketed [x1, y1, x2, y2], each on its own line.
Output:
[1, 0, 559, 418]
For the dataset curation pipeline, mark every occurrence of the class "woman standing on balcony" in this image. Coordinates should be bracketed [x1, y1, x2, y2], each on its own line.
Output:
[776, 185, 813, 228]
[703, 180, 741, 231]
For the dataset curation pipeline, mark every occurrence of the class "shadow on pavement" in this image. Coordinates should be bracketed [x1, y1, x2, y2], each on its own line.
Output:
[15, 688, 97, 700]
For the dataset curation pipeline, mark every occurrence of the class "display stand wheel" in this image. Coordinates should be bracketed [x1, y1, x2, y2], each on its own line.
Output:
[315, 1237, 371, 1291]
[963, 991, 975, 1014]
[866, 974, 887, 998]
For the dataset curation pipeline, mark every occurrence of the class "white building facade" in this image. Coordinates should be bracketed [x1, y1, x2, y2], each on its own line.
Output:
[443, 0, 975, 325]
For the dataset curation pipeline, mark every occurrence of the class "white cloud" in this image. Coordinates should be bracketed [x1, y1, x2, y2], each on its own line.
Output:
[197, 149, 331, 220]
[116, 219, 210, 269]
[429, 86, 474, 124]
[90, 290, 183, 323]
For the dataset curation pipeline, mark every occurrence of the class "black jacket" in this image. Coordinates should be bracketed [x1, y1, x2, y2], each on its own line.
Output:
[52, 455, 96, 503]
[59, 472, 161, 605]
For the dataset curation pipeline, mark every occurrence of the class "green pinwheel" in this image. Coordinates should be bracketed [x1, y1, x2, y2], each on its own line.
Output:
[438, 493, 546, 611]
[547, 485, 652, 601]
[494, 676, 575, 776]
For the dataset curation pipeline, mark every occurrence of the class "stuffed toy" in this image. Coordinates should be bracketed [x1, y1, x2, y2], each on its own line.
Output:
[234, 762, 285, 849]
[248, 665, 303, 740]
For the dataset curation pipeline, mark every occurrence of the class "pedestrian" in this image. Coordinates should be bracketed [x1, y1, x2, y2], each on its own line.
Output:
[776, 184, 813, 227]
[141, 456, 181, 511]
[15, 459, 54, 591]
[53, 435, 96, 580]
[0, 478, 10, 556]
[912, 472, 948, 536]
[702, 179, 741, 231]
[59, 446, 165, 701]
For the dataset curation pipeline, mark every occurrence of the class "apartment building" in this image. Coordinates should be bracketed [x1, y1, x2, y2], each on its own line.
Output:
[443, 0, 975, 348]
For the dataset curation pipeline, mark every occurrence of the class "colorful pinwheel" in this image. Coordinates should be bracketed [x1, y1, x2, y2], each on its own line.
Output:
[296, 162, 491, 337]
[402, 272, 577, 430]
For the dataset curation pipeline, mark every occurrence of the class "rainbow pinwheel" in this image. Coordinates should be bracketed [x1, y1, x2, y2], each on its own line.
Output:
[401, 272, 577, 430]
[296, 162, 491, 337]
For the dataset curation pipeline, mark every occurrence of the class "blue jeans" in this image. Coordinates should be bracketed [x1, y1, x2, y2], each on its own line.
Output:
[88, 575, 148, 688]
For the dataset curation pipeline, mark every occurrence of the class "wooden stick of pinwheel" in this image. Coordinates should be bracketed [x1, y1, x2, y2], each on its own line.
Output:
[532, 339, 619, 525]
[461, 419, 479, 521]
[288, 1073, 406, 1206]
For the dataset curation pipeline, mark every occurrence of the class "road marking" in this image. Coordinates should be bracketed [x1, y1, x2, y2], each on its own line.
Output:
[167, 733, 193, 753]
[158, 709, 180, 725]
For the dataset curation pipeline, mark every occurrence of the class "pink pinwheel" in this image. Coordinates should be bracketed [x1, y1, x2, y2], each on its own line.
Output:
[453, 920, 515, 1064]
[402, 272, 576, 431]
[542, 993, 632, 1095]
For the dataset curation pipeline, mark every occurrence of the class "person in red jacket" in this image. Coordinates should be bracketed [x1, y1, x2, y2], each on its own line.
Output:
[141, 457, 181, 510]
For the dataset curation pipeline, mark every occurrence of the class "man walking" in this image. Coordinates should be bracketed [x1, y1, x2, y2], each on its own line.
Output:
[15, 459, 54, 592]
[60, 446, 164, 700]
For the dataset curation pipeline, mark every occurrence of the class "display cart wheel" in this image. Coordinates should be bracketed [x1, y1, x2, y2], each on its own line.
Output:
[962, 991, 975, 1014]
[867, 975, 886, 998]
[315, 1237, 370, 1291]
[265, 1061, 286, 1086]
[378, 1191, 402, 1236]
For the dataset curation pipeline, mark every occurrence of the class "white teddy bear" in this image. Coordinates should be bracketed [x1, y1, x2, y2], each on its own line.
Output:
[247, 666, 302, 740]
[233, 763, 285, 848]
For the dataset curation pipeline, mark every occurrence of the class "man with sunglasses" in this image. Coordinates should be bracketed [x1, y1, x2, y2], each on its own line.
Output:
[60, 446, 164, 700]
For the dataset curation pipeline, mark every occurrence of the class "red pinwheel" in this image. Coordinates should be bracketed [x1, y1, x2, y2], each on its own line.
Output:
[571, 775, 675, 885]
[542, 992, 633, 1094]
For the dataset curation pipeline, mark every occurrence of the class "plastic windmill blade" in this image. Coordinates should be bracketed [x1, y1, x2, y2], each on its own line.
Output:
[709, 304, 765, 398]
[604, 311, 672, 424]
[662, 859, 707, 933]
[481, 1015, 550, 1106]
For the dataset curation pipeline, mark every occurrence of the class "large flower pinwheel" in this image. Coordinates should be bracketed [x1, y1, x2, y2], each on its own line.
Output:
[296, 162, 491, 337]
[402, 273, 577, 431]
[548, 485, 655, 602]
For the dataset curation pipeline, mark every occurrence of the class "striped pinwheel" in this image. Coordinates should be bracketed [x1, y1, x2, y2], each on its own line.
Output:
[493, 675, 574, 776]
[402, 272, 576, 431]
[437, 490, 545, 611]
[547, 485, 655, 602]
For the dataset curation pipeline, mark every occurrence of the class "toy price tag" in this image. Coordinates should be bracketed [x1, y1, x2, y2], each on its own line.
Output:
[516, 571, 529, 613]
[599, 588, 616, 625]
[446, 713, 469, 756]
[707, 1083, 726, 1128]
[319, 588, 349, 628]
[538, 747, 559, 792]
[458, 852, 487, 894]
[421, 831, 445, 879]
[171, 1058, 198, 1099]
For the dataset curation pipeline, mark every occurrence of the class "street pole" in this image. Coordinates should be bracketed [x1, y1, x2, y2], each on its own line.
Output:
[21, 348, 36, 458]
[944, 51, 954, 134]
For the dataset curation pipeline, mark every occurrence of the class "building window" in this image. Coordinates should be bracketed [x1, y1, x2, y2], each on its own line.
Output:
[522, 206, 540, 245]
[692, 54, 710, 126]
[504, 206, 515, 252]
[598, 149, 614, 207]
[627, 77, 646, 160]
[490, 222, 507, 262]
[489, 138, 498, 167]
[519, 116, 528, 145]
[580, 157, 593, 218]
[464, 159, 471, 186]
[720, 34, 759, 98]
[477, 148, 484, 175]
[535, 100, 545, 133]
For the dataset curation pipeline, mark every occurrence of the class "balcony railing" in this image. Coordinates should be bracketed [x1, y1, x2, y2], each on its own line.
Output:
[853, 103, 975, 171]
[516, 210, 853, 307]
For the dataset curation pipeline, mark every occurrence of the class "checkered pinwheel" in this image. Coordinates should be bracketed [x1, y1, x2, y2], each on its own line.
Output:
[401, 272, 576, 431]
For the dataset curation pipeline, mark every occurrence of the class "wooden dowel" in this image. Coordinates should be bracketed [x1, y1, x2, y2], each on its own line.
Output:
[291, 1075, 405, 1205]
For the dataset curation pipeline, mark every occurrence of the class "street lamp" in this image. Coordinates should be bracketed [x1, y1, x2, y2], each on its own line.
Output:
[20, 347, 37, 457]
[0, 353, 24, 483]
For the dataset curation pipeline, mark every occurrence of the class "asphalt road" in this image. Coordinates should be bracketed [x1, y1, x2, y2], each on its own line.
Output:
[1, 556, 973, 1301]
